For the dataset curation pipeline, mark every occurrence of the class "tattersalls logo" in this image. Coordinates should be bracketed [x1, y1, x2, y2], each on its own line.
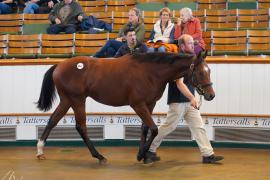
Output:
[0, 117, 15, 125]
[115, 115, 167, 125]
[23, 116, 49, 125]
[86, 116, 107, 124]
[211, 117, 252, 127]
[260, 118, 270, 127]
[116, 116, 141, 124]
[68, 116, 107, 124]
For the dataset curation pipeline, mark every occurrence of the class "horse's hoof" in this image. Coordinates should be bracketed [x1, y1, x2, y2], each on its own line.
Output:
[137, 151, 144, 162]
[99, 157, 108, 165]
[37, 154, 46, 160]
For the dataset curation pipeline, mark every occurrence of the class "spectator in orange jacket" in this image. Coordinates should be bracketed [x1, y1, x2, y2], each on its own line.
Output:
[174, 7, 205, 55]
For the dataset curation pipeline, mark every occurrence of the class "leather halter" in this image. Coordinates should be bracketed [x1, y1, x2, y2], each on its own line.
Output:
[189, 58, 213, 96]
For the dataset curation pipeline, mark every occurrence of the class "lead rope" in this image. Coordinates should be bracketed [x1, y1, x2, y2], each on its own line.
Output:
[197, 95, 203, 110]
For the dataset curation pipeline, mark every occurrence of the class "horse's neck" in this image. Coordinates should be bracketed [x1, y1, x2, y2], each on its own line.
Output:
[149, 60, 192, 83]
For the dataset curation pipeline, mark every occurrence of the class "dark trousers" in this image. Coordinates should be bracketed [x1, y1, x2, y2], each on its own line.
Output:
[94, 39, 123, 58]
[47, 24, 78, 34]
[0, 3, 12, 14]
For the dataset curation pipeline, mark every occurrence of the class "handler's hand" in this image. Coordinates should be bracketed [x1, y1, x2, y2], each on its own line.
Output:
[190, 97, 199, 110]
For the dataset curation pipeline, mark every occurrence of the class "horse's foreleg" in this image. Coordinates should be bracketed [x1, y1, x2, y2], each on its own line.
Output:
[137, 123, 149, 161]
[132, 104, 158, 162]
[72, 101, 107, 164]
[37, 100, 70, 160]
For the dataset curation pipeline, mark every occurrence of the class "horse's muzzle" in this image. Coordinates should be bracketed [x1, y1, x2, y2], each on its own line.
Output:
[204, 93, 215, 101]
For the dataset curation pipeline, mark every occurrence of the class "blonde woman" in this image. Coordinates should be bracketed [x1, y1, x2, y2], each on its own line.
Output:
[147, 7, 175, 52]
[174, 7, 205, 54]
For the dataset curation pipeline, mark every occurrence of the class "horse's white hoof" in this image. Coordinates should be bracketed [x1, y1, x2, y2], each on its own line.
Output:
[37, 154, 46, 160]
[99, 158, 108, 165]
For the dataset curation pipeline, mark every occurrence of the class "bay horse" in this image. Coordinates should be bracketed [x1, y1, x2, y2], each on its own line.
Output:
[36, 52, 214, 164]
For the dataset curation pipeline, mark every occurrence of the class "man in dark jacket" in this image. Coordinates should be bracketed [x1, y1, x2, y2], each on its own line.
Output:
[47, 0, 85, 34]
[114, 28, 148, 58]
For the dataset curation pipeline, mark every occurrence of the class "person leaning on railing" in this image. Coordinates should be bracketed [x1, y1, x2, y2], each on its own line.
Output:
[174, 7, 205, 55]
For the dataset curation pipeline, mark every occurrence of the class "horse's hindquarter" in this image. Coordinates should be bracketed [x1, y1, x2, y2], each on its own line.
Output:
[53, 56, 91, 97]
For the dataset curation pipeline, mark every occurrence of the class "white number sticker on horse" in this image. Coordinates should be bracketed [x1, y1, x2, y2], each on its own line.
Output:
[77, 63, 84, 69]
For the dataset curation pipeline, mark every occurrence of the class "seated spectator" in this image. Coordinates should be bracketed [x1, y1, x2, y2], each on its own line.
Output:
[115, 28, 148, 58]
[23, 0, 59, 14]
[94, 7, 145, 58]
[174, 7, 205, 55]
[147, 7, 175, 53]
[0, 0, 16, 14]
[47, 0, 85, 34]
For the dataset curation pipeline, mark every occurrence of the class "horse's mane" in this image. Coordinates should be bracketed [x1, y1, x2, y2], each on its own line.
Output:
[132, 52, 194, 64]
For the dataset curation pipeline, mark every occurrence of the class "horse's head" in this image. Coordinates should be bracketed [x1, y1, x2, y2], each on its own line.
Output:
[188, 51, 215, 101]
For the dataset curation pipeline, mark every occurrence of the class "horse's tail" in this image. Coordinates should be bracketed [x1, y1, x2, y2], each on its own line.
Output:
[36, 65, 57, 112]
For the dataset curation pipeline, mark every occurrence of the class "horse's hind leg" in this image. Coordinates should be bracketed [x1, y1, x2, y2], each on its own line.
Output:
[71, 99, 107, 164]
[132, 104, 158, 162]
[37, 100, 71, 160]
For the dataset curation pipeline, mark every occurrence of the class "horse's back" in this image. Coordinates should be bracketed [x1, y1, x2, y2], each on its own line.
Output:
[54, 55, 135, 82]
